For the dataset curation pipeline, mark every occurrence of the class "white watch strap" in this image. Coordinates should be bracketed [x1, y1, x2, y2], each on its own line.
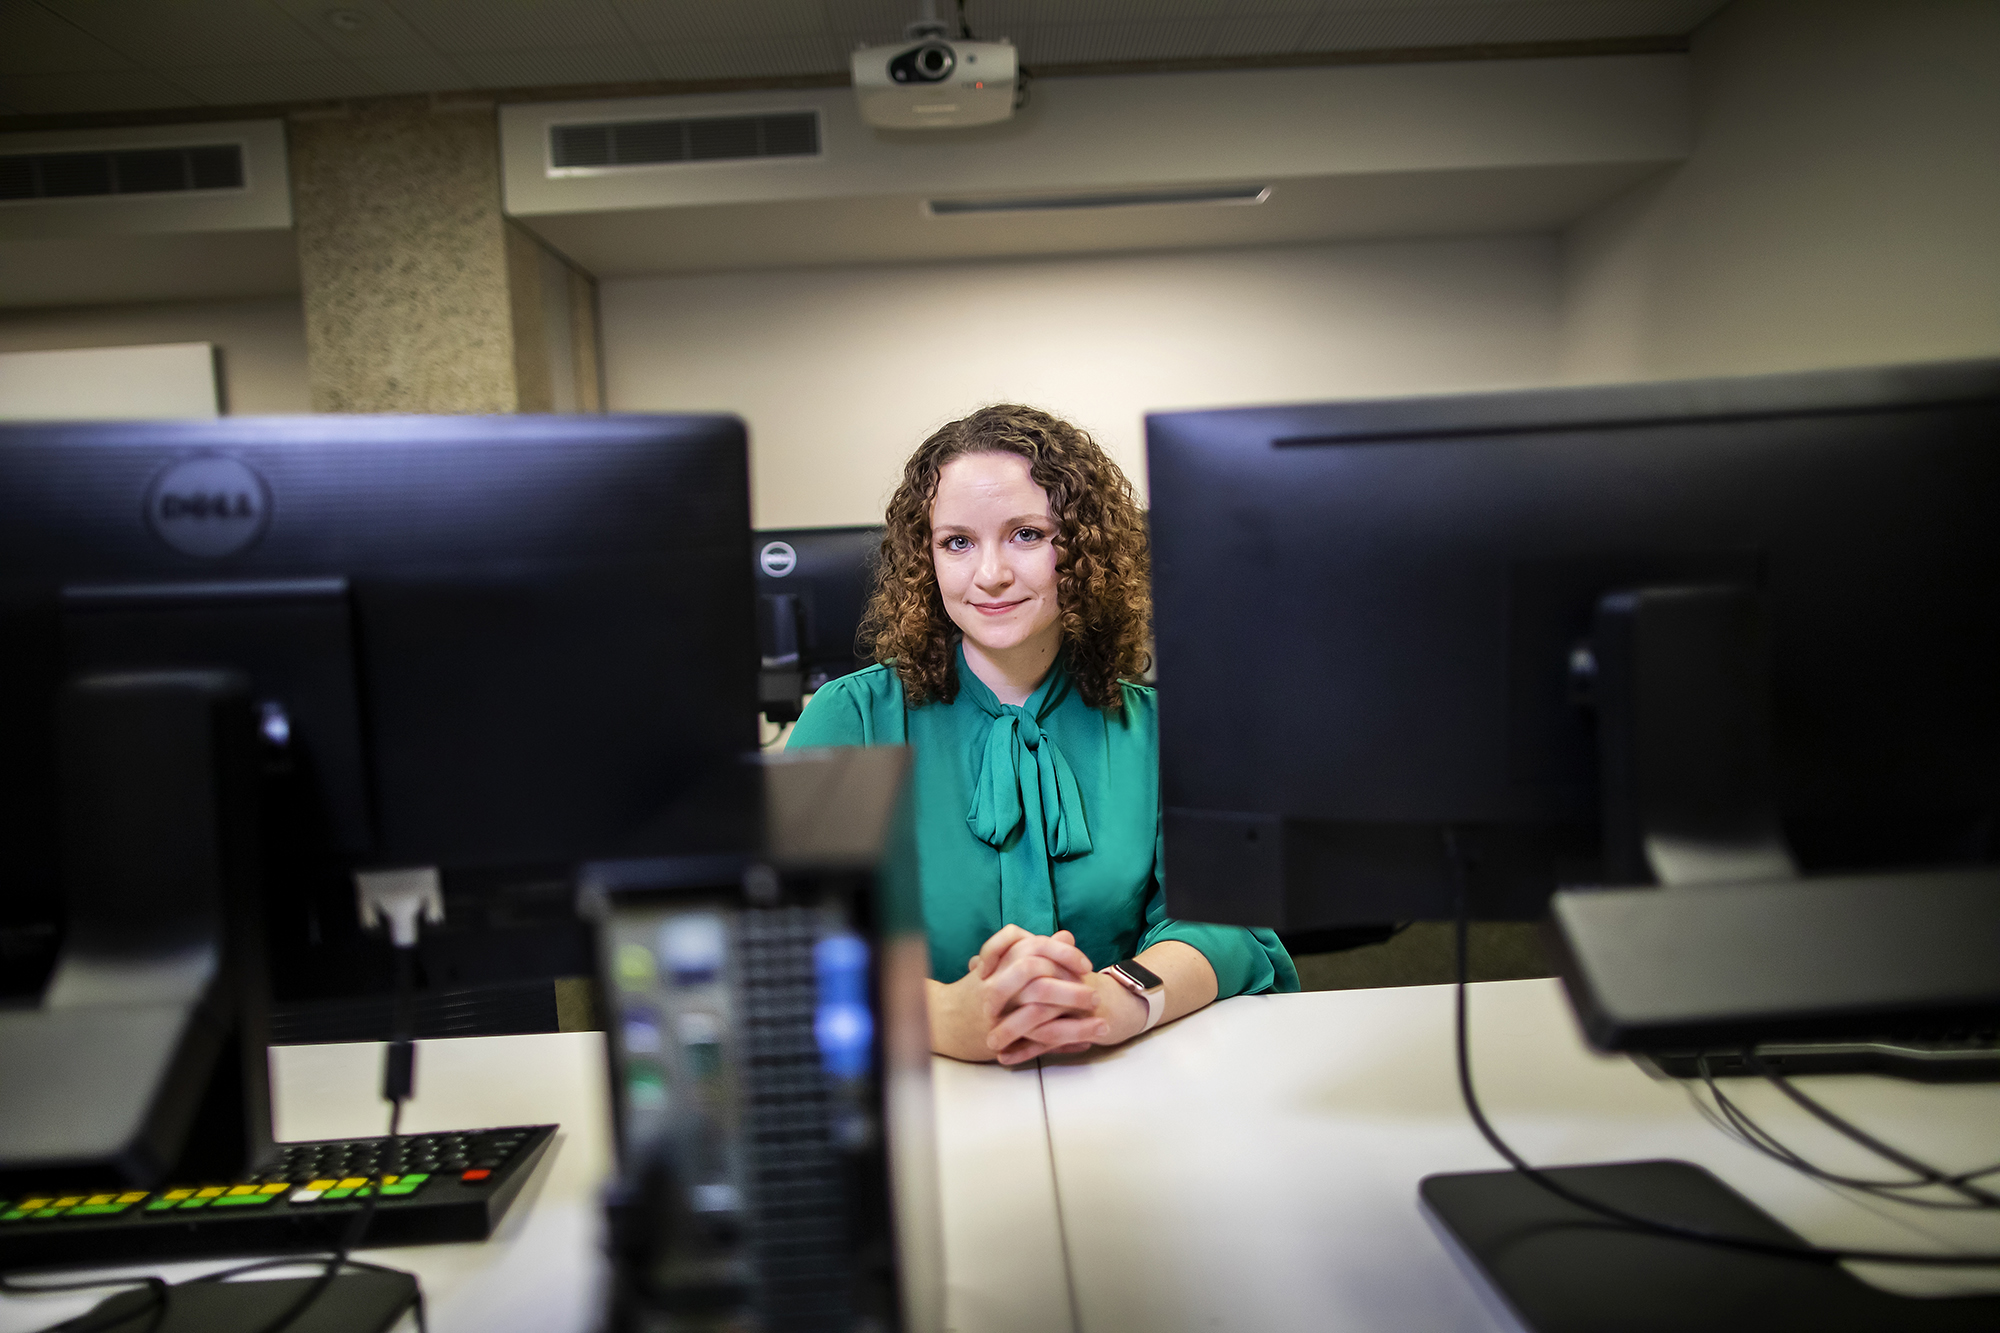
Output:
[1103, 963, 1166, 1031]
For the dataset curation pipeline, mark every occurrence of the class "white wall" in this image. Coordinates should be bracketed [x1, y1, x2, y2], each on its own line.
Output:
[602, 234, 1560, 528]
[0, 343, 218, 420]
[0, 296, 310, 415]
[1558, 0, 2000, 382]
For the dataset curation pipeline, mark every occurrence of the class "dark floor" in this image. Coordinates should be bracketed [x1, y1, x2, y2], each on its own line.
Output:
[1291, 921, 1555, 991]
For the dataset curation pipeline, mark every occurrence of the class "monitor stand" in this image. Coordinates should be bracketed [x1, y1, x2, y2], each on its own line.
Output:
[1421, 1160, 2000, 1333]
[1583, 584, 1998, 1081]
[0, 671, 273, 1193]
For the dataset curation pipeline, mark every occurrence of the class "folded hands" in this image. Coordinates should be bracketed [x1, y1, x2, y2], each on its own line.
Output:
[927, 924, 1150, 1065]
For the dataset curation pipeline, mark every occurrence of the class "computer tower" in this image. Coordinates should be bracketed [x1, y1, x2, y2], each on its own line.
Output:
[587, 746, 941, 1333]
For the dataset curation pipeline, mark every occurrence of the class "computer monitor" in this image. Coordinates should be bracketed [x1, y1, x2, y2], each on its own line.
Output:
[0, 414, 755, 1185]
[1145, 359, 2000, 933]
[751, 525, 882, 722]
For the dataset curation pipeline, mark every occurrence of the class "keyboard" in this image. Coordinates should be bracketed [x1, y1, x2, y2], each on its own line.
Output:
[0, 1124, 555, 1271]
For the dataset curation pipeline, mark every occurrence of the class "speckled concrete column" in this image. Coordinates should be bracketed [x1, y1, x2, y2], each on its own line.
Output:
[290, 98, 594, 414]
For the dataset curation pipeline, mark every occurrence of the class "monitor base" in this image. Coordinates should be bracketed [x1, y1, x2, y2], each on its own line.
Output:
[1420, 1160, 2000, 1333]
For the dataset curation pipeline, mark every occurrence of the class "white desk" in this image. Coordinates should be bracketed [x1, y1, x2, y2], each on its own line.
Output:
[1039, 980, 2000, 1333]
[8, 985, 1994, 1333]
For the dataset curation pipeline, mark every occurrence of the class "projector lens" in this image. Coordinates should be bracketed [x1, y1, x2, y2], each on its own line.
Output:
[890, 41, 955, 84]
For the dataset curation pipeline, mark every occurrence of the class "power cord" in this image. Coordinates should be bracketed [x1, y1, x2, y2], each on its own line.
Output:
[214, 920, 424, 1333]
[1444, 828, 2000, 1268]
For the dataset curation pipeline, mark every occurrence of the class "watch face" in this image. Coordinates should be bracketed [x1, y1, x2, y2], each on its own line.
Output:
[1114, 959, 1163, 991]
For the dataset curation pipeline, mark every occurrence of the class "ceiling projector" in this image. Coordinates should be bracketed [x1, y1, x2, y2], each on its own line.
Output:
[851, 35, 1018, 130]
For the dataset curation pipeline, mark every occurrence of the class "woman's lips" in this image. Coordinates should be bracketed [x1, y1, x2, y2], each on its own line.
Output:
[971, 600, 1025, 614]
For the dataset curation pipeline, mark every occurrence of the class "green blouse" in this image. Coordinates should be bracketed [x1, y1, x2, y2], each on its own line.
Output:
[787, 646, 1298, 999]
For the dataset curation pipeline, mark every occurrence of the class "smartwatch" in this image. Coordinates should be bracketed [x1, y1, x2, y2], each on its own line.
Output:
[1100, 958, 1166, 1032]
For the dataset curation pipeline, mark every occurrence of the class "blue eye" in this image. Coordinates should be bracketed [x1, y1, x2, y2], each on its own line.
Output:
[939, 534, 970, 553]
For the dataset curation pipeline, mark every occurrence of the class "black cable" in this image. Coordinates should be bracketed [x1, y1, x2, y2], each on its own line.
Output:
[234, 941, 422, 1333]
[1742, 1050, 2000, 1208]
[1694, 1057, 2000, 1209]
[1444, 828, 2000, 1268]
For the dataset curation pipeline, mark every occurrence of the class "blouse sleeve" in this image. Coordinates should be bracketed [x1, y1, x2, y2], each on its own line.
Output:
[786, 672, 876, 749]
[1136, 820, 1301, 998]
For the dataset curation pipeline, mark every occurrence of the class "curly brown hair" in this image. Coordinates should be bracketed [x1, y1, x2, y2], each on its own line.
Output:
[859, 404, 1151, 712]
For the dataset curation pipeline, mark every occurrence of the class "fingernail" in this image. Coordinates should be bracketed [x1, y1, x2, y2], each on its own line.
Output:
[1095, 1023, 1109, 1037]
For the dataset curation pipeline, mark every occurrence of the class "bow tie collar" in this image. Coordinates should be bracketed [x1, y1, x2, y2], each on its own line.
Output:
[960, 648, 1094, 898]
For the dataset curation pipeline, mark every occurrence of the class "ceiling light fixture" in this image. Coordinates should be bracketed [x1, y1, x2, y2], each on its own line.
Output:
[926, 185, 1271, 216]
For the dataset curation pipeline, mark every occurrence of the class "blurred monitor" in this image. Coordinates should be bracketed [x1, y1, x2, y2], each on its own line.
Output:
[1145, 359, 2000, 933]
[752, 525, 882, 723]
[0, 415, 756, 1036]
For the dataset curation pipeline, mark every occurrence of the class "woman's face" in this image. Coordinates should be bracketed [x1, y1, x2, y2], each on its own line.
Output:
[930, 451, 1063, 666]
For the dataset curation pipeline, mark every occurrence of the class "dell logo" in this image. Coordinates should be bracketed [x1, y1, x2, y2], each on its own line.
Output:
[159, 491, 258, 520]
[144, 455, 272, 558]
[759, 541, 798, 577]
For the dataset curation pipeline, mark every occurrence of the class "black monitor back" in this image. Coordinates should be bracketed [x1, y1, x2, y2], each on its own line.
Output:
[752, 525, 881, 693]
[0, 415, 757, 999]
[1146, 359, 2000, 929]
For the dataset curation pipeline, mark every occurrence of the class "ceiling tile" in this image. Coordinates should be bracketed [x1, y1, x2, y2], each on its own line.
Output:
[1202, 13, 1318, 57]
[1, 3, 138, 75]
[821, 0, 916, 25]
[1298, 4, 1503, 52]
[822, 0, 935, 46]
[1019, 20, 1212, 64]
[612, 0, 825, 44]
[643, 33, 847, 81]
[1035, 0, 1323, 19]
[452, 43, 661, 89]
[0, 69, 201, 115]
[1307, 0, 1509, 11]
[1482, 0, 1727, 43]
[37, 0, 340, 67]
[386, 0, 634, 54]
[352, 52, 475, 93]
[168, 59, 385, 105]
[266, 0, 449, 59]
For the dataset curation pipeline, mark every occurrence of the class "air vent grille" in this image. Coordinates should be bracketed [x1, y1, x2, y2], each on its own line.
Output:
[550, 112, 820, 171]
[0, 144, 244, 201]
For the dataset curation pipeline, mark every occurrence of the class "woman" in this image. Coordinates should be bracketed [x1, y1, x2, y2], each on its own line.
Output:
[788, 405, 1296, 1064]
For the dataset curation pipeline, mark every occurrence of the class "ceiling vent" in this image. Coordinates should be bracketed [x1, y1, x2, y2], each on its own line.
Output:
[549, 112, 820, 173]
[927, 185, 1272, 216]
[0, 144, 244, 202]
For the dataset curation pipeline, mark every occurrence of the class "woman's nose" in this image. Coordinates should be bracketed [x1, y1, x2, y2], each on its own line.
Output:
[975, 547, 1012, 588]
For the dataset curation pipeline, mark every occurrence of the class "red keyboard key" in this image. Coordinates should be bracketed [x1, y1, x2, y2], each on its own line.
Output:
[460, 1169, 490, 1182]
